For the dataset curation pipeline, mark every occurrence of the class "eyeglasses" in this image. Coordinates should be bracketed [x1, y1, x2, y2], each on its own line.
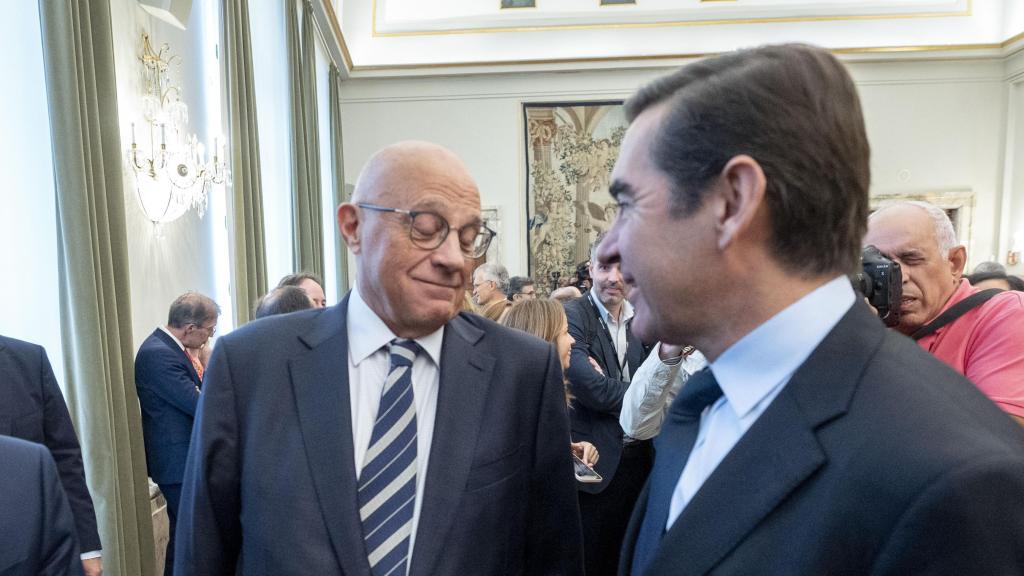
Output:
[192, 322, 217, 336]
[357, 203, 496, 259]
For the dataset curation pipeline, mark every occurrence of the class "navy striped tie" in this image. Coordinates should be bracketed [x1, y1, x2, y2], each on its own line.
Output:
[358, 338, 422, 576]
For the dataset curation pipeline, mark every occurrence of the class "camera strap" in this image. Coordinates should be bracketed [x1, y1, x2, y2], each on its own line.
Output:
[910, 288, 1004, 341]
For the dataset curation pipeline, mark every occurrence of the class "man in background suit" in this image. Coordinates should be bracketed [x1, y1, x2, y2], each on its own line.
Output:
[175, 141, 583, 575]
[135, 292, 219, 576]
[0, 335, 100, 576]
[563, 240, 652, 576]
[602, 43, 1024, 575]
[0, 435, 82, 576]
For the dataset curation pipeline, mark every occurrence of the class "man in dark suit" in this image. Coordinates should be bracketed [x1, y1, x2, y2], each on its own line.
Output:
[599, 43, 1024, 575]
[0, 435, 83, 576]
[175, 141, 583, 575]
[563, 242, 652, 576]
[0, 335, 101, 576]
[135, 292, 219, 576]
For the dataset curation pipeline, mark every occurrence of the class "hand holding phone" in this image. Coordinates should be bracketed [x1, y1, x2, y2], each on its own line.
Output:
[573, 453, 602, 483]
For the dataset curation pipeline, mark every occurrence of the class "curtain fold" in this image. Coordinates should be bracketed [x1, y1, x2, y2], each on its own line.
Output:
[329, 63, 349, 292]
[38, 2, 156, 575]
[288, 0, 324, 278]
[223, 0, 268, 324]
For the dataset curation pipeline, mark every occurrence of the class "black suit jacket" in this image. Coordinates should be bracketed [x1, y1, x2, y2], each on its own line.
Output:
[563, 295, 650, 493]
[0, 335, 101, 553]
[0, 435, 83, 576]
[175, 297, 584, 575]
[620, 303, 1024, 575]
[135, 328, 202, 486]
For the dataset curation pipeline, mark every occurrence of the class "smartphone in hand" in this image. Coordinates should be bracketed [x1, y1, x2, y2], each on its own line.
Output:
[573, 453, 602, 483]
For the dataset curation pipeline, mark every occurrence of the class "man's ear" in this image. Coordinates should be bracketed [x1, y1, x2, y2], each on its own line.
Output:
[949, 245, 967, 280]
[713, 155, 768, 251]
[338, 203, 362, 254]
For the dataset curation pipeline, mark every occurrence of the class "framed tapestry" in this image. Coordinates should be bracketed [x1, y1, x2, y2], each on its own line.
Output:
[523, 101, 626, 294]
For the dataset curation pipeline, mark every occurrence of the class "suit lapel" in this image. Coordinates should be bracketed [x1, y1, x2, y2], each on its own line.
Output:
[409, 314, 494, 576]
[153, 328, 201, 386]
[290, 296, 372, 576]
[646, 303, 885, 575]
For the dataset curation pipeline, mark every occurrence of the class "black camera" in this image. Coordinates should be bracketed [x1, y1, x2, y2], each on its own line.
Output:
[854, 245, 902, 327]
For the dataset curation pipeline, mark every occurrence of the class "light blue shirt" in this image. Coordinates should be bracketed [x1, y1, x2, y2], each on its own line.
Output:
[347, 286, 444, 568]
[666, 276, 855, 528]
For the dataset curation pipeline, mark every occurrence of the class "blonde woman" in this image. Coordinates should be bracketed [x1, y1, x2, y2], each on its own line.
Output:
[502, 298, 599, 467]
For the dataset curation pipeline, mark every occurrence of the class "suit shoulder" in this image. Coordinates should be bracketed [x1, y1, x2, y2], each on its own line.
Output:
[0, 335, 43, 359]
[453, 312, 554, 356]
[222, 307, 328, 348]
[0, 435, 51, 468]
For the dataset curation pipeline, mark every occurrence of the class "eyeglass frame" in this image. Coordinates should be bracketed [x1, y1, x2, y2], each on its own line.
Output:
[356, 202, 496, 259]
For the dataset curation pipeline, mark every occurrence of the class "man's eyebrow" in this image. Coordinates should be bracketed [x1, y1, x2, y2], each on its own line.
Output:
[609, 180, 633, 200]
[896, 249, 925, 259]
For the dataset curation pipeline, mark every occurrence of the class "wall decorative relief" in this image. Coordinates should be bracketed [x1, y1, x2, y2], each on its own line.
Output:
[524, 101, 626, 293]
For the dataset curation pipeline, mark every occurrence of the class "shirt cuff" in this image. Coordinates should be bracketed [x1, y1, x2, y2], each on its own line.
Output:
[81, 550, 102, 560]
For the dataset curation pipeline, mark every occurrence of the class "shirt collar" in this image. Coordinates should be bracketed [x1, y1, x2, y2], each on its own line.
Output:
[710, 275, 855, 418]
[589, 287, 634, 326]
[158, 326, 186, 351]
[347, 285, 444, 367]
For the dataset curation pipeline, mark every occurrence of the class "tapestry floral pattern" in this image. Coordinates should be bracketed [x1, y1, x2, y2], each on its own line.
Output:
[525, 102, 626, 294]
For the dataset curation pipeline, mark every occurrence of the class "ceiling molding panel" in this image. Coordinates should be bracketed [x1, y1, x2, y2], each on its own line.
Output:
[327, 0, 1022, 76]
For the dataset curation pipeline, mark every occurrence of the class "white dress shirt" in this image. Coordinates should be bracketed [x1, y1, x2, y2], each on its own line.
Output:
[158, 325, 186, 351]
[589, 288, 635, 380]
[666, 276, 855, 529]
[619, 344, 707, 440]
[347, 286, 442, 566]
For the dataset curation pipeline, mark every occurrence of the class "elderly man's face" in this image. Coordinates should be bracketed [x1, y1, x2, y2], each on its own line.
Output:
[343, 144, 481, 338]
[863, 205, 963, 334]
[472, 269, 499, 306]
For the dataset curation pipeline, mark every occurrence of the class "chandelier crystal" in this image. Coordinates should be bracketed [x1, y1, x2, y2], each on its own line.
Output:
[128, 34, 227, 223]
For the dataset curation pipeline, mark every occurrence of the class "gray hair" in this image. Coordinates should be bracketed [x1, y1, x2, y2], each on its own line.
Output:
[973, 261, 1006, 275]
[475, 262, 509, 294]
[167, 291, 220, 329]
[871, 200, 959, 255]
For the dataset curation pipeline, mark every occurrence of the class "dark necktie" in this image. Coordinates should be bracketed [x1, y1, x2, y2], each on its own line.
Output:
[631, 368, 723, 575]
[358, 338, 422, 576]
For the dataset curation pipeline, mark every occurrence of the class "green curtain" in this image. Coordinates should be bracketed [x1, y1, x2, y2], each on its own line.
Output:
[288, 0, 324, 278]
[329, 63, 349, 293]
[38, 2, 156, 575]
[223, 0, 267, 324]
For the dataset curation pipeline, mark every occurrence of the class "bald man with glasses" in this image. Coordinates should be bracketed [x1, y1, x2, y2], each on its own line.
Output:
[175, 141, 584, 576]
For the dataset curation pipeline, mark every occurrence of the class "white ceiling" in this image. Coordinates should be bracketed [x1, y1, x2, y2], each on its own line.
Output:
[322, 0, 1024, 76]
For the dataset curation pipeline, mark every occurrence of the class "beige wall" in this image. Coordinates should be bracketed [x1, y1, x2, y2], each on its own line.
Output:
[339, 57, 1019, 277]
[109, 0, 222, 350]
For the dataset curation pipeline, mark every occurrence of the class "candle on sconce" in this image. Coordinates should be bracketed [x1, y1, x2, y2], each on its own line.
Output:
[161, 124, 166, 147]
[213, 137, 218, 163]
[131, 122, 136, 145]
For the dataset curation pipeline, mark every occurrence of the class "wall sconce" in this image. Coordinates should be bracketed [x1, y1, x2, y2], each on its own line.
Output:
[128, 34, 227, 223]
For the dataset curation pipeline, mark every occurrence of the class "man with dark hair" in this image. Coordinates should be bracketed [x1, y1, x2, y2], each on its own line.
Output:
[176, 142, 582, 575]
[507, 276, 536, 302]
[601, 43, 1024, 575]
[564, 235, 652, 576]
[968, 270, 1024, 292]
[254, 285, 314, 319]
[0, 435, 82, 576]
[135, 291, 219, 576]
[278, 272, 327, 308]
[0, 335, 101, 576]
